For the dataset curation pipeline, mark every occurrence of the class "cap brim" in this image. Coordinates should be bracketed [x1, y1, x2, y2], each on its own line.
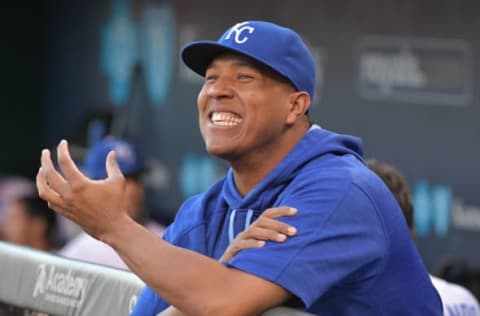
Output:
[181, 40, 278, 78]
[181, 41, 238, 76]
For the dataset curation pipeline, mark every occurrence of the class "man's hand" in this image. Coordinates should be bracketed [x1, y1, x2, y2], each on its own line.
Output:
[219, 207, 298, 263]
[36, 140, 131, 242]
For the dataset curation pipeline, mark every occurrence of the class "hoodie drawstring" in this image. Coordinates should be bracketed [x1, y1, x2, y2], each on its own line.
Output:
[228, 209, 254, 243]
[245, 209, 254, 230]
[228, 209, 237, 243]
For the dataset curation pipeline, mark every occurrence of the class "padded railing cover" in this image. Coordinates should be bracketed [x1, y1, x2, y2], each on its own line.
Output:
[0, 241, 314, 316]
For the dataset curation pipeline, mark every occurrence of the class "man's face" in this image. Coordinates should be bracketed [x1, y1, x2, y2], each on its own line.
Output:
[197, 53, 296, 162]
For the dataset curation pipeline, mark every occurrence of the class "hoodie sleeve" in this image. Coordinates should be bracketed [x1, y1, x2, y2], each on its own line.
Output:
[225, 162, 388, 309]
[130, 285, 169, 316]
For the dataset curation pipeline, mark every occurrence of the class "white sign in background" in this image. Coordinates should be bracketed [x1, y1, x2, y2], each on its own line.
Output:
[357, 36, 473, 106]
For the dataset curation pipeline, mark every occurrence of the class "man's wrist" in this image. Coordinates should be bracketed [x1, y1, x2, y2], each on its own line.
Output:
[99, 213, 138, 247]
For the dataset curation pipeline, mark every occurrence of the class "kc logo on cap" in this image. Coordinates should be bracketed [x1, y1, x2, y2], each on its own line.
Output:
[224, 22, 255, 44]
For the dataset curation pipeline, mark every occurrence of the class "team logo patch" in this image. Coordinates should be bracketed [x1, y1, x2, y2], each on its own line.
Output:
[224, 22, 255, 44]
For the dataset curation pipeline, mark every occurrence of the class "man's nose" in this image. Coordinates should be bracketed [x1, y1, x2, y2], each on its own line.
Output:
[207, 77, 234, 98]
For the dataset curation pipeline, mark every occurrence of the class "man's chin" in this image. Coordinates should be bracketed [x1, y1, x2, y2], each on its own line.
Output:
[205, 144, 236, 161]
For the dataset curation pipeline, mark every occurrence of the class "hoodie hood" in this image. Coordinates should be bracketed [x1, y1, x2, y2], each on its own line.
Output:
[222, 125, 364, 211]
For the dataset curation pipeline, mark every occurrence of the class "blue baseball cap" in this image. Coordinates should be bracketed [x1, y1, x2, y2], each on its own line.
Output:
[181, 20, 316, 101]
[83, 137, 145, 180]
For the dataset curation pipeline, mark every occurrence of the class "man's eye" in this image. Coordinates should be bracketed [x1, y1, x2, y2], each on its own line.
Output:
[237, 73, 253, 80]
[205, 75, 218, 82]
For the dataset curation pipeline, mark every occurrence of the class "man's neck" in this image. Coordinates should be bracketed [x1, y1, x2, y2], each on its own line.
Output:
[231, 126, 308, 197]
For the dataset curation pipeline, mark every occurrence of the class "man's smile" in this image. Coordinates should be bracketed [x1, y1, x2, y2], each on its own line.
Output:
[210, 111, 243, 127]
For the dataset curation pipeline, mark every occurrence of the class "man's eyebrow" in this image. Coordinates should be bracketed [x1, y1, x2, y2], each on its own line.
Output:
[206, 58, 259, 72]
[232, 60, 257, 68]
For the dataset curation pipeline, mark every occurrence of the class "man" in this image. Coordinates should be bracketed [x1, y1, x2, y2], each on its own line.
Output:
[59, 137, 164, 269]
[36, 21, 442, 315]
[4, 195, 60, 251]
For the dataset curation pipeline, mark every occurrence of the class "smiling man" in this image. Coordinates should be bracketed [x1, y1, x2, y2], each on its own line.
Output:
[37, 21, 442, 315]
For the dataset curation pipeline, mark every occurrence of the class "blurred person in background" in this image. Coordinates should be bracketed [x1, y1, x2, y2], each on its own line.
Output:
[59, 136, 164, 269]
[0, 176, 36, 240]
[437, 257, 480, 310]
[3, 195, 61, 251]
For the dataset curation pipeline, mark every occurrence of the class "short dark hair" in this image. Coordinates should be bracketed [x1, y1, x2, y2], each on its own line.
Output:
[367, 159, 414, 229]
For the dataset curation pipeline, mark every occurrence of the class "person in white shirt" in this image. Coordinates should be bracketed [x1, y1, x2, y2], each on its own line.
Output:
[430, 274, 480, 316]
[59, 137, 164, 269]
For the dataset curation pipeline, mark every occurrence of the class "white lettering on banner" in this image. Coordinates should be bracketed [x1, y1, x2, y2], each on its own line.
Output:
[452, 199, 480, 232]
[224, 22, 255, 44]
[357, 35, 472, 106]
[360, 49, 427, 93]
[33, 264, 88, 308]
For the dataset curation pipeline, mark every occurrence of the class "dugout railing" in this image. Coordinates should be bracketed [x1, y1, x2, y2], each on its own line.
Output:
[0, 241, 313, 316]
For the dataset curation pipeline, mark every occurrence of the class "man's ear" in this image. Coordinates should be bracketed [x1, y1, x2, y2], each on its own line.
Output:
[286, 92, 311, 125]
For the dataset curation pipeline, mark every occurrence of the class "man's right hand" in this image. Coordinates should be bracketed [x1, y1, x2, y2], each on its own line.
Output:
[36, 140, 132, 243]
[219, 206, 298, 263]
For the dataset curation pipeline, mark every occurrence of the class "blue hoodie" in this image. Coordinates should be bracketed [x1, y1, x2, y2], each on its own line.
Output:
[132, 126, 442, 315]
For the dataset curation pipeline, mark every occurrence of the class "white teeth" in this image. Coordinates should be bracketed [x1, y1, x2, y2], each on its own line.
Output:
[211, 112, 242, 126]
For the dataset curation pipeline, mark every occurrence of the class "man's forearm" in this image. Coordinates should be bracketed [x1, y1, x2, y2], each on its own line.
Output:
[104, 217, 227, 315]
[104, 216, 290, 316]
